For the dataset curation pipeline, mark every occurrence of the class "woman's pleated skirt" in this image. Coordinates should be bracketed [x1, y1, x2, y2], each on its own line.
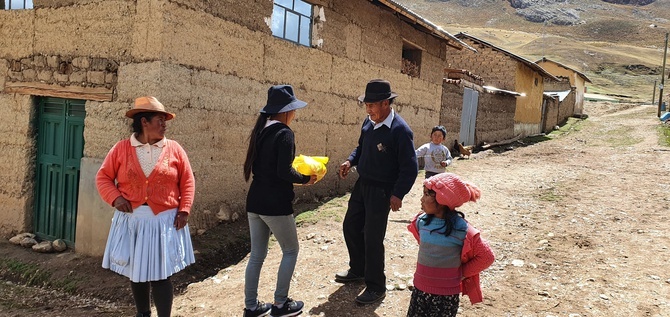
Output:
[102, 206, 195, 283]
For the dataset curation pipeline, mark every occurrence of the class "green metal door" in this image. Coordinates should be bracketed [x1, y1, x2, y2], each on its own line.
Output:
[34, 97, 86, 245]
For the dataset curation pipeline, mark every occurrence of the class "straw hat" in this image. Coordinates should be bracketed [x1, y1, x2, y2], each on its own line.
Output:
[125, 96, 175, 120]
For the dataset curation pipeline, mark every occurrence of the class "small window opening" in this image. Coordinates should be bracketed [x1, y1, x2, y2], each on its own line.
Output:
[2, 0, 33, 10]
[402, 41, 422, 78]
[271, 0, 313, 47]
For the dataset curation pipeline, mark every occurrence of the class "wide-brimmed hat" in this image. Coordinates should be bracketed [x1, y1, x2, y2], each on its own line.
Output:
[125, 96, 175, 120]
[358, 79, 398, 103]
[260, 85, 307, 114]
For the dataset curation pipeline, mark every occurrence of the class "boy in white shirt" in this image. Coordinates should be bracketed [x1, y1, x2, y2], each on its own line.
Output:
[415, 125, 453, 178]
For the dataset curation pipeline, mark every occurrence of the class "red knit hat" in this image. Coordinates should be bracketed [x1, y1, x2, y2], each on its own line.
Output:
[423, 173, 481, 210]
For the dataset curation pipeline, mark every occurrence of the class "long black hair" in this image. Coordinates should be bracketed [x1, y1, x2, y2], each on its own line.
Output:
[243, 114, 269, 182]
[424, 189, 465, 237]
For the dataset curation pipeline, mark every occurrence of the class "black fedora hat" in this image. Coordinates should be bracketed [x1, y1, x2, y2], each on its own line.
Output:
[358, 79, 398, 103]
[260, 85, 307, 114]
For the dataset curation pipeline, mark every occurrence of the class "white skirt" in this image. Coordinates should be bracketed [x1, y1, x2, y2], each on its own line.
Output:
[102, 206, 196, 283]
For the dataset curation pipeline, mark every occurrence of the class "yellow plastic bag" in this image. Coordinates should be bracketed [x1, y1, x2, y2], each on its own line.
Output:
[292, 155, 329, 183]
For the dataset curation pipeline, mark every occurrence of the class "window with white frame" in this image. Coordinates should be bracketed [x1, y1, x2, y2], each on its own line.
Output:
[271, 0, 313, 47]
[2, 0, 33, 9]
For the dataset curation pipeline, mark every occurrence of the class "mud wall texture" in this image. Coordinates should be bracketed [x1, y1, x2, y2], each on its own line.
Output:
[445, 39, 517, 91]
[0, 0, 452, 237]
[476, 92, 517, 143]
[0, 94, 35, 235]
[440, 82, 516, 146]
[514, 63, 545, 125]
[543, 97, 560, 132]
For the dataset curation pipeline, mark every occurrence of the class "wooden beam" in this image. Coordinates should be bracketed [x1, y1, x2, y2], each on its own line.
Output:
[3, 82, 114, 101]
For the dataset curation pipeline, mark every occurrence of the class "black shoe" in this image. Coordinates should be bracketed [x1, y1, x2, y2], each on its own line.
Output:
[334, 270, 364, 283]
[243, 301, 272, 317]
[270, 298, 304, 317]
[355, 289, 386, 305]
[135, 312, 150, 317]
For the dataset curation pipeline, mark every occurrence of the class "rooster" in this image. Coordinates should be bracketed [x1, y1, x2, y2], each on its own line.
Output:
[453, 140, 473, 159]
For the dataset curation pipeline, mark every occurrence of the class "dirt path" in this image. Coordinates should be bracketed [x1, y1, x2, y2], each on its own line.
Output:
[2, 102, 669, 317]
[171, 102, 670, 317]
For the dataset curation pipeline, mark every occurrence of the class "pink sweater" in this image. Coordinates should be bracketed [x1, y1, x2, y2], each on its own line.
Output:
[96, 139, 195, 215]
[408, 213, 495, 304]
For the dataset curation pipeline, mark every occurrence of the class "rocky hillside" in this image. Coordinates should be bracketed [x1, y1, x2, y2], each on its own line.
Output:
[398, 0, 670, 101]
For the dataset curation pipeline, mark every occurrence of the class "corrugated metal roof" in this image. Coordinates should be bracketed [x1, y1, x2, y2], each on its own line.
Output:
[455, 32, 560, 81]
[483, 85, 524, 97]
[536, 57, 592, 83]
[371, 0, 477, 52]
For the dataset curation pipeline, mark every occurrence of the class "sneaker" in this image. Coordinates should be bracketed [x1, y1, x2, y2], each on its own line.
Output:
[270, 298, 304, 317]
[355, 289, 386, 305]
[334, 270, 364, 283]
[243, 301, 272, 317]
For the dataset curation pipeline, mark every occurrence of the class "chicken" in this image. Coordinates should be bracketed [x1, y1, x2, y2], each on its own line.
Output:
[454, 140, 473, 158]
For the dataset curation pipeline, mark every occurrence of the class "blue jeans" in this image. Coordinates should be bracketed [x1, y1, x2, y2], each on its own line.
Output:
[244, 212, 299, 309]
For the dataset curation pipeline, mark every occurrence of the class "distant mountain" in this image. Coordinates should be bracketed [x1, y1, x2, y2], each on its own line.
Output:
[396, 0, 670, 101]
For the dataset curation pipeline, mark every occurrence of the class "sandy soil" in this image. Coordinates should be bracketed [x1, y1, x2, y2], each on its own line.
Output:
[2, 101, 670, 317]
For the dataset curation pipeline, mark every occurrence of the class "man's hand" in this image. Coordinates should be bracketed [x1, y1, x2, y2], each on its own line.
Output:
[390, 195, 402, 211]
[440, 161, 447, 167]
[339, 160, 351, 179]
[113, 196, 132, 213]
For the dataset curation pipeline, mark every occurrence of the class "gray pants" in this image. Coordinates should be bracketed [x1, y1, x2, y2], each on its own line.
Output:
[244, 212, 299, 308]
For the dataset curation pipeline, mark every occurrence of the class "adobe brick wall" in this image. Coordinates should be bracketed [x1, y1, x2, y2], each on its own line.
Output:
[446, 39, 517, 91]
[0, 94, 35, 236]
[476, 92, 516, 143]
[544, 97, 559, 132]
[0, 0, 451, 238]
[440, 81, 516, 146]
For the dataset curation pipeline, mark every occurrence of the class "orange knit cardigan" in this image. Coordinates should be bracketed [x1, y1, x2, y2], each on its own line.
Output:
[96, 138, 195, 215]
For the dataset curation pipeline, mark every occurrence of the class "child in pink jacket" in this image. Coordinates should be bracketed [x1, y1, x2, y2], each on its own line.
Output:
[407, 173, 495, 317]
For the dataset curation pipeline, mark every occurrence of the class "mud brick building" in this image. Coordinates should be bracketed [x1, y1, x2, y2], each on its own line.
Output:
[0, 0, 471, 255]
[447, 33, 560, 138]
[536, 57, 592, 116]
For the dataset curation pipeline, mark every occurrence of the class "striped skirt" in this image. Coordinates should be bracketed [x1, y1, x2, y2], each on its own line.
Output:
[102, 206, 196, 283]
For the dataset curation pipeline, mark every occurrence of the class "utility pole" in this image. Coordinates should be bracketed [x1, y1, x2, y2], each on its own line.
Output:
[653, 79, 657, 104]
[658, 32, 668, 117]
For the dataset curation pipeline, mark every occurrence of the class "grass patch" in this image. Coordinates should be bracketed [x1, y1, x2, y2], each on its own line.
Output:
[0, 259, 51, 287]
[657, 124, 670, 147]
[0, 259, 81, 294]
[548, 117, 586, 137]
[295, 196, 348, 226]
[602, 126, 642, 147]
[538, 187, 562, 202]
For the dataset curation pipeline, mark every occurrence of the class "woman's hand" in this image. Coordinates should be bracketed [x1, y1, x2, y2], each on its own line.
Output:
[306, 175, 318, 185]
[440, 161, 447, 167]
[174, 211, 189, 230]
[113, 196, 132, 213]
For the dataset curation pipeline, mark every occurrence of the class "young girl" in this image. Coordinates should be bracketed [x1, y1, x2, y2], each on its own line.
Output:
[242, 85, 317, 317]
[415, 125, 453, 178]
[407, 173, 495, 317]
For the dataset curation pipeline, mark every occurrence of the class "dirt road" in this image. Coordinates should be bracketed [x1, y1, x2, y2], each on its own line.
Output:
[2, 102, 669, 317]
[170, 102, 670, 317]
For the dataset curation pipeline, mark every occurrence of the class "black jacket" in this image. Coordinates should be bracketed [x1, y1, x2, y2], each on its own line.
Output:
[246, 122, 309, 216]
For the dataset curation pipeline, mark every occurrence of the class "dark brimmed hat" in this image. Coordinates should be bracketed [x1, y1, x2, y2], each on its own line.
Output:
[260, 85, 307, 114]
[125, 96, 175, 120]
[358, 79, 398, 103]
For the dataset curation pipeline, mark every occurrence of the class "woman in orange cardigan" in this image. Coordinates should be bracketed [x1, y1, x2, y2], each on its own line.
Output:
[96, 96, 195, 317]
